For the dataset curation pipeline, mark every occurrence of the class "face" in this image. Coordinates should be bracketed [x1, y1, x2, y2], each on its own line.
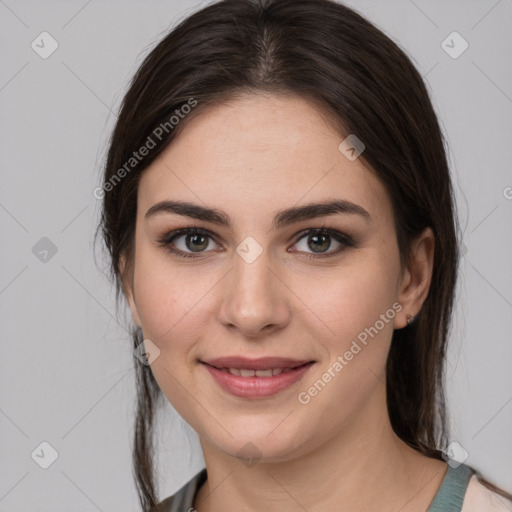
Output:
[123, 93, 433, 463]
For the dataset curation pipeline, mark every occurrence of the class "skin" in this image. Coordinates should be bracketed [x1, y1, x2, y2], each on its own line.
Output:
[122, 93, 448, 511]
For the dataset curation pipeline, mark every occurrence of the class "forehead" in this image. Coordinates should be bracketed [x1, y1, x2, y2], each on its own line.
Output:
[138, 94, 392, 228]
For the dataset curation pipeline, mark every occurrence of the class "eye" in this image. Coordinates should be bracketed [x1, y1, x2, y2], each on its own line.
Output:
[291, 228, 355, 258]
[157, 227, 220, 259]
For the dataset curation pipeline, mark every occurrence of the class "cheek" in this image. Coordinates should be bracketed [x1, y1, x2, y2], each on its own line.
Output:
[295, 270, 397, 422]
[293, 257, 398, 337]
[290, 258, 399, 404]
[134, 274, 179, 342]
[132, 251, 186, 342]
[132, 256, 209, 415]
[132, 249, 219, 355]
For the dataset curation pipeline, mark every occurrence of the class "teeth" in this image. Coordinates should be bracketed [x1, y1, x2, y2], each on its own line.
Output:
[222, 367, 296, 377]
[255, 369, 273, 377]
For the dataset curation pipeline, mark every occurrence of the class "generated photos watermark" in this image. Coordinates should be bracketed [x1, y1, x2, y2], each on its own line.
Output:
[297, 301, 403, 405]
[93, 97, 198, 199]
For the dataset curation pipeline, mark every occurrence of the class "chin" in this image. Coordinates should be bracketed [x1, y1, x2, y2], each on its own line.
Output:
[201, 419, 314, 465]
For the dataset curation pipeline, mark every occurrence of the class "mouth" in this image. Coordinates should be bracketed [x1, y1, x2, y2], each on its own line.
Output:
[200, 357, 316, 398]
[202, 362, 311, 377]
[202, 356, 313, 369]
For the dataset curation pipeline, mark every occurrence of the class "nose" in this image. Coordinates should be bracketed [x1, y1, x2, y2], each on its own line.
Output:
[217, 247, 291, 338]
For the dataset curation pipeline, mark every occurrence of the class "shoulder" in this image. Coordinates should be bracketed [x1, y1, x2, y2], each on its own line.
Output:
[149, 468, 207, 512]
[461, 475, 512, 512]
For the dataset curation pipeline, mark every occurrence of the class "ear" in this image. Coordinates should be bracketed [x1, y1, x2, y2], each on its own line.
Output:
[394, 227, 435, 329]
[120, 254, 142, 328]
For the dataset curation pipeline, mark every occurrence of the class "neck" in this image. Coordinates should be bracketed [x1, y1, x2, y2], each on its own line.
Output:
[193, 385, 447, 512]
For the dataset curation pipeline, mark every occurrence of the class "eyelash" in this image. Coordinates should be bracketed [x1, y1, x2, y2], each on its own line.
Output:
[157, 226, 355, 260]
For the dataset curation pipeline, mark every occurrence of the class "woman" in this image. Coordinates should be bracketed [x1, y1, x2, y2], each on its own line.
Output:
[96, 0, 512, 510]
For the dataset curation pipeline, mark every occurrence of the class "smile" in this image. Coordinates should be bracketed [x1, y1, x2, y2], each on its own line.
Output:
[217, 367, 297, 377]
[201, 360, 315, 398]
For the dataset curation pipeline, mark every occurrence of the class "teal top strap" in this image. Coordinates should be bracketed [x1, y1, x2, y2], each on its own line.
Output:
[427, 463, 475, 511]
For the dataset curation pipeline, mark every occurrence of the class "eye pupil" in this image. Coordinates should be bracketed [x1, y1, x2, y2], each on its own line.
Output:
[309, 234, 331, 252]
[187, 233, 208, 252]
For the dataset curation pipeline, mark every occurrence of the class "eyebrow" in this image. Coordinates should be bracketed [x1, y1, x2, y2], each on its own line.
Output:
[144, 199, 371, 229]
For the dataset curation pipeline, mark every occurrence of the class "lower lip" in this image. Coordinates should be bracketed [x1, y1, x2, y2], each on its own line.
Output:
[201, 362, 315, 399]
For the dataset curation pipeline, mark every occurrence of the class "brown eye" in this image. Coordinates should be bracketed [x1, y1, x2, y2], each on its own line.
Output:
[306, 233, 332, 253]
[184, 233, 210, 252]
[157, 227, 219, 259]
[292, 228, 355, 258]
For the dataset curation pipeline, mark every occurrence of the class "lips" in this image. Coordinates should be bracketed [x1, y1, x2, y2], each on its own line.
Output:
[201, 356, 315, 398]
[202, 356, 312, 371]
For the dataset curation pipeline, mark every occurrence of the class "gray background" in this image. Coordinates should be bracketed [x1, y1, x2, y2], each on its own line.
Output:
[1, 0, 511, 510]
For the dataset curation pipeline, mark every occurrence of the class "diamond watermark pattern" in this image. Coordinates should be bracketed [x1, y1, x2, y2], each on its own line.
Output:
[441, 31, 469, 59]
[236, 236, 263, 264]
[134, 339, 161, 365]
[32, 237, 58, 263]
[237, 442, 262, 468]
[31, 441, 59, 469]
[338, 134, 365, 161]
[31, 32, 59, 59]
[442, 441, 469, 468]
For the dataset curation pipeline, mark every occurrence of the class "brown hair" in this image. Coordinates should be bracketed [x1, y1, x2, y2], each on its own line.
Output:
[95, 0, 511, 509]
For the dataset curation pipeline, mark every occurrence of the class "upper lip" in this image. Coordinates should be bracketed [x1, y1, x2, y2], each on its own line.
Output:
[202, 357, 314, 370]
